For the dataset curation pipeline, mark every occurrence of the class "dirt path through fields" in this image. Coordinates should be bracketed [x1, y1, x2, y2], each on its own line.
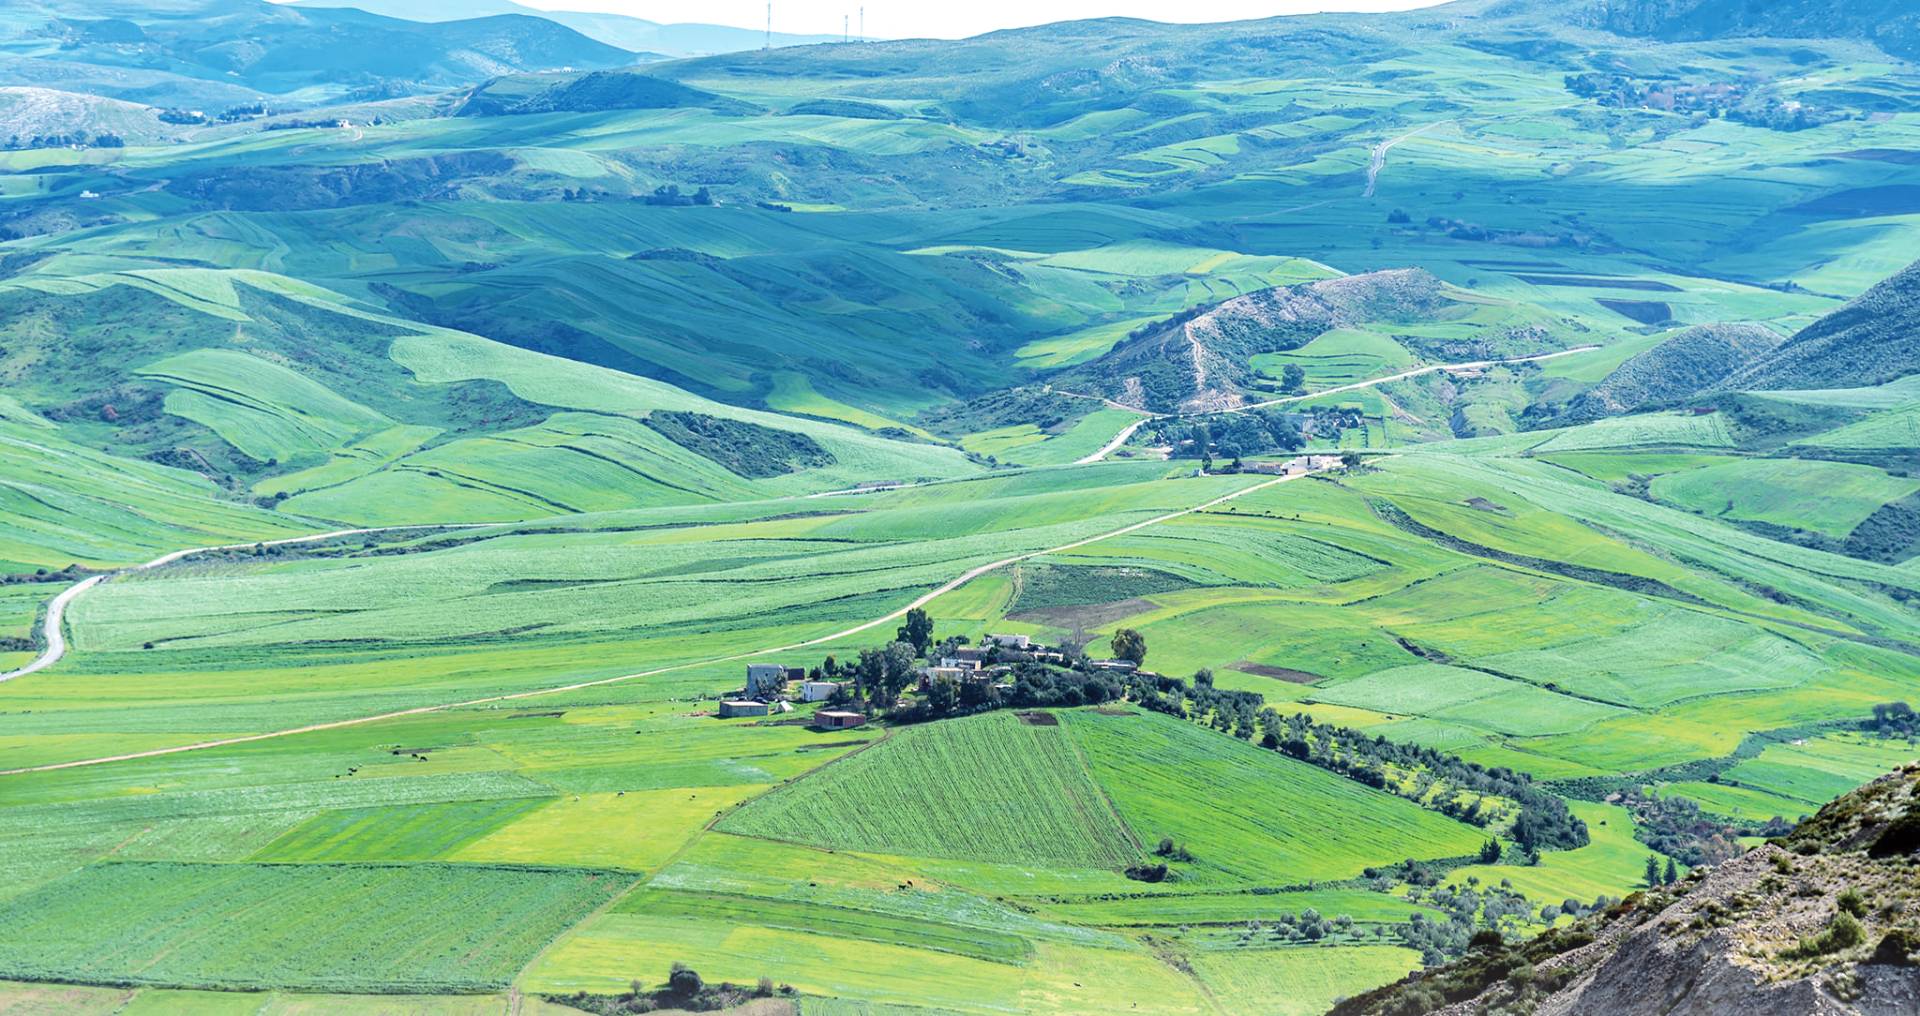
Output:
[0, 469, 1315, 776]
[1076, 345, 1601, 463]
[0, 524, 497, 685]
[1366, 120, 1451, 198]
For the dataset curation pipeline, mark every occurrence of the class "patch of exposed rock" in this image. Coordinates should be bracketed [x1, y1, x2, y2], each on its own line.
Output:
[1333, 764, 1920, 1015]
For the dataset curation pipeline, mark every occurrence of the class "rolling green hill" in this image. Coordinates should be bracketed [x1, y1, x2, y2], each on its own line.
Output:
[5, 0, 1920, 1013]
[1557, 323, 1784, 424]
[1718, 259, 1920, 392]
[0, 0, 638, 107]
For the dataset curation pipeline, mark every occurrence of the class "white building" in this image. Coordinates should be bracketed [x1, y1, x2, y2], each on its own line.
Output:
[801, 680, 843, 702]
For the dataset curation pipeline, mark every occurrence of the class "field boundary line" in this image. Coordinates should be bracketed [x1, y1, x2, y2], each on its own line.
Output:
[0, 472, 1308, 776]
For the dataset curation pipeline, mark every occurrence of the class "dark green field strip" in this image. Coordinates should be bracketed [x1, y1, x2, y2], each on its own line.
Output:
[250, 797, 551, 862]
[0, 861, 630, 993]
[616, 889, 1033, 963]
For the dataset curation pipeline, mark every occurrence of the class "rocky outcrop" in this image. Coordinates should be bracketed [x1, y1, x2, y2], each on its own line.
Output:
[1335, 764, 1920, 1016]
[1061, 269, 1450, 413]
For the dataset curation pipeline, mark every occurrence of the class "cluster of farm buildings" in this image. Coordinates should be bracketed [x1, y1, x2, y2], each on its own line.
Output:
[715, 633, 1150, 728]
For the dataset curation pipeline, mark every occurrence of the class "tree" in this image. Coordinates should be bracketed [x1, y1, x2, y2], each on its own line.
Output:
[877, 640, 917, 707]
[1281, 364, 1307, 394]
[1340, 450, 1363, 470]
[1663, 857, 1679, 885]
[853, 648, 881, 701]
[895, 607, 934, 655]
[1479, 839, 1503, 864]
[1644, 853, 1662, 887]
[924, 673, 959, 715]
[667, 963, 703, 997]
[1111, 628, 1147, 665]
[1189, 423, 1212, 472]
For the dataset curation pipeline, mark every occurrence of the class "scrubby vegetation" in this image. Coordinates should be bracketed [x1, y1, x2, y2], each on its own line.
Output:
[642, 411, 835, 477]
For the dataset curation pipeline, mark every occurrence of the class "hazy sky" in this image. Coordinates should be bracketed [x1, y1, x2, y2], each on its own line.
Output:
[517, 1, 1443, 40]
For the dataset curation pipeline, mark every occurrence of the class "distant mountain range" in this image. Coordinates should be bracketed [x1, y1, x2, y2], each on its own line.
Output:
[1573, 0, 1920, 61]
[286, 0, 844, 56]
[0, 0, 641, 107]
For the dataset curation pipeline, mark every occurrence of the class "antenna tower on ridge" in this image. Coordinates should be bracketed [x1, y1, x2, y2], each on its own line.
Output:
[765, 2, 771, 49]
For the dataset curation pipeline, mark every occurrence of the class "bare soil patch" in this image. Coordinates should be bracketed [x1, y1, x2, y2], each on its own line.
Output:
[1232, 662, 1324, 684]
[1011, 597, 1158, 629]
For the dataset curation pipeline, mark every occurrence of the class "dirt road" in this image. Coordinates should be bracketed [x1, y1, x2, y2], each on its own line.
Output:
[1366, 120, 1451, 199]
[1076, 345, 1601, 463]
[0, 525, 498, 685]
[0, 469, 1316, 776]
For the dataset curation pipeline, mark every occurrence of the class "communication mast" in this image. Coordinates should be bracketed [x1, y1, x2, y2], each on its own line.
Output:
[764, 1, 771, 49]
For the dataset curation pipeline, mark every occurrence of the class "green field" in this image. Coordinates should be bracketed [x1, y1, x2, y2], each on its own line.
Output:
[719, 711, 1141, 868]
[0, 862, 628, 992]
[3, 2, 1920, 1012]
[1060, 710, 1487, 884]
[1650, 459, 1920, 537]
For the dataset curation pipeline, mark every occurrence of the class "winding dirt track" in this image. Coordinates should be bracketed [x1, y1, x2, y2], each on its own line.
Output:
[1075, 345, 1601, 464]
[1365, 120, 1451, 198]
[0, 525, 496, 685]
[0, 470, 1313, 777]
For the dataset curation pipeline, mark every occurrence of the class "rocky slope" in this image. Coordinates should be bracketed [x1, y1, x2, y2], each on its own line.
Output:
[1555, 322, 1783, 424]
[1332, 763, 1920, 1015]
[1061, 269, 1451, 413]
[1716, 259, 1920, 393]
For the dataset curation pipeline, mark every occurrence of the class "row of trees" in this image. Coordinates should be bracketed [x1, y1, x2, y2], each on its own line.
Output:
[1869, 700, 1918, 740]
[4, 132, 123, 150]
[1148, 408, 1305, 470]
[1120, 667, 1588, 853]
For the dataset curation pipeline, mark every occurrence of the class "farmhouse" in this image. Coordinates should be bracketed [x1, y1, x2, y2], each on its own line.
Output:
[814, 710, 866, 729]
[1089, 659, 1139, 673]
[940, 650, 985, 671]
[746, 663, 802, 698]
[801, 680, 843, 702]
[718, 700, 770, 718]
[985, 633, 1031, 649]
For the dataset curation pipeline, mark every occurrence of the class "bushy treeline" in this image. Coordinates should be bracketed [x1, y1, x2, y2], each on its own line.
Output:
[1869, 700, 1918, 739]
[1143, 409, 1304, 466]
[1125, 669, 1588, 851]
[549, 962, 788, 1014]
[4, 132, 123, 150]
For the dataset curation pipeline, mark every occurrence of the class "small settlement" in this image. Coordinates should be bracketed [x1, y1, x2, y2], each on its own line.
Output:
[714, 629, 1162, 729]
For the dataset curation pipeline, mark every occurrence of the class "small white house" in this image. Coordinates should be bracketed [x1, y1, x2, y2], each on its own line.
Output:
[986, 633, 1031, 649]
[801, 680, 843, 702]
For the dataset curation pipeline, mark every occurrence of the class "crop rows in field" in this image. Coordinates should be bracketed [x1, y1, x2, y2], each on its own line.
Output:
[617, 889, 1033, 963]
[1529, 411, 1734, 452]
[0, 861, 630, 992]
[251, 797, 549, 862]
[1061, 710, 1485, 884]
[1650, 458, 1920, 538]
[717, 711, 1140, 868]
[1312, 664, 1625, 736]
